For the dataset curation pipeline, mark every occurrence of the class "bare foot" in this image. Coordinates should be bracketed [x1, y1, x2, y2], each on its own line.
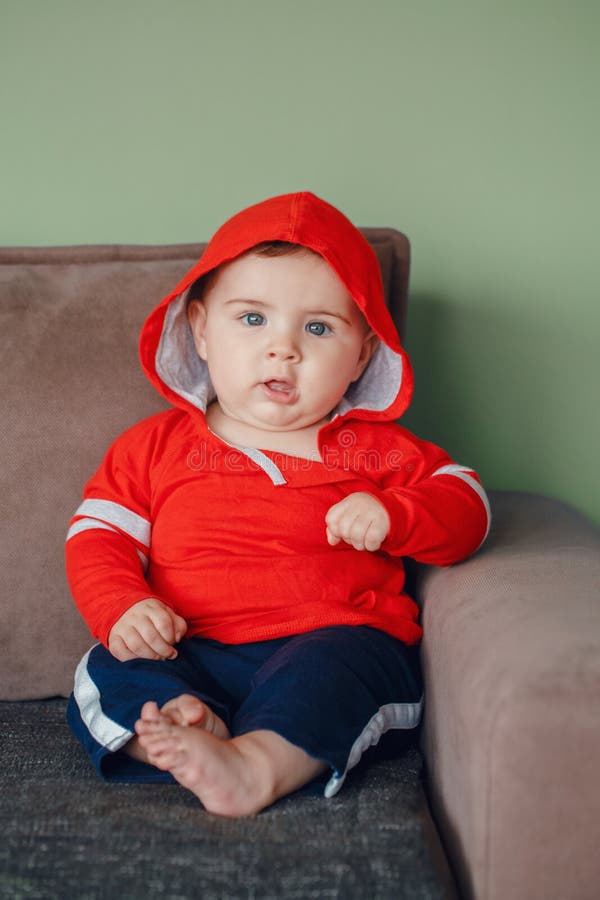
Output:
[133, 720, 326, 817]
[124, 694, 229, 765]
[134, 719, 268, 816]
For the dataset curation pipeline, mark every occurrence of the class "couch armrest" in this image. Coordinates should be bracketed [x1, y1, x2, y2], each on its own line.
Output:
[416, 490, 600, 900]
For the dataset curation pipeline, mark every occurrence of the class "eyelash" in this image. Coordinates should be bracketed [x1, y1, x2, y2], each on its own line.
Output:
[239, 313, 332, 336]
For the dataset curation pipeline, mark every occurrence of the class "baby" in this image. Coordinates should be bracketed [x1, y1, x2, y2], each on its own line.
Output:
[66, 192, 490, 816]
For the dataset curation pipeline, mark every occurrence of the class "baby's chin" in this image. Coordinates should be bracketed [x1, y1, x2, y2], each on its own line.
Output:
[212, 408, 332, 456]
[225, 405, 329, 431]
[249, 416, 327, 432]
[246, 410, 333, 435]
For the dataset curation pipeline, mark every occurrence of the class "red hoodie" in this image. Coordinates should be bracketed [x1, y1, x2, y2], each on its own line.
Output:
[66, 192, 490, 648]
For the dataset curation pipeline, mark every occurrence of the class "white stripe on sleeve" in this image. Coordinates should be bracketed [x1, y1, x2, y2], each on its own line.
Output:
[68, 499, 151, 548]
[66, 517, 118, 541]
[65, 517, 149, 570]
[431, 464, 491, 544]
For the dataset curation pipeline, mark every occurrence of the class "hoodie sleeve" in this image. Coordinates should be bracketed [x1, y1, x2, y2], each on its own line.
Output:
[65, 416, 168, 647]
[367, 427, 491, 565]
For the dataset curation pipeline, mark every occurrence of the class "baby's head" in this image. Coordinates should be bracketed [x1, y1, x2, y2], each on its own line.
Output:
[186, 240, 379, 443]
[141, 192, 413, 438]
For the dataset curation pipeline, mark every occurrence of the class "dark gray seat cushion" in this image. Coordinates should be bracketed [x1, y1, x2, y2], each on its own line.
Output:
[0, 700, 454, 899]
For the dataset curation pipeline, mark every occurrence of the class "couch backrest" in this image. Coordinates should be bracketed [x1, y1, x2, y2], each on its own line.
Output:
[0, 230, 410, 699]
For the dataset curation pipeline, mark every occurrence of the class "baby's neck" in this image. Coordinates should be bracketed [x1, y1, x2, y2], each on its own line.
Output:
[205, 403, 324, 460]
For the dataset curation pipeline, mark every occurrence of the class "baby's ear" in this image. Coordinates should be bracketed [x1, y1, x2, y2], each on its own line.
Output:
[352, 331, 380, 382]
[187, 300, 209, 360]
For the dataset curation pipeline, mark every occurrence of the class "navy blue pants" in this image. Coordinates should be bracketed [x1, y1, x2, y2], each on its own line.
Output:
[67, 626, 422, 798]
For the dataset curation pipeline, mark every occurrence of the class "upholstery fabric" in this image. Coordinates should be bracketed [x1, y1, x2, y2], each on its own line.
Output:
[419, 491, 600, 900]
[0, 700, 453, 899]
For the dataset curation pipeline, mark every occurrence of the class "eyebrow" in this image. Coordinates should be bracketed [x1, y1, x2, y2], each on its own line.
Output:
[223, 298, 267, 307]
[306, 309, 353, 325]
[223, 298, 353, 325]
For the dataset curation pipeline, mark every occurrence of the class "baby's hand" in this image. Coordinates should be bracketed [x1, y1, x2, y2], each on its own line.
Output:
[325, 492, 391, 552]
[108, 598, 188, 662]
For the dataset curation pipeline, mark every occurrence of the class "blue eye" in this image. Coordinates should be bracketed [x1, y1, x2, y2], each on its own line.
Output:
[242, 312, 265, 326]
[306, 321, 331, 336]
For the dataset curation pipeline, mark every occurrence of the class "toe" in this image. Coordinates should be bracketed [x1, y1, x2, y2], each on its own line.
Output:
[140, 700, 161, 722]
[135, 717, 168, 738]
[162, 694, 206, 726]
[178, 694, 207, 725]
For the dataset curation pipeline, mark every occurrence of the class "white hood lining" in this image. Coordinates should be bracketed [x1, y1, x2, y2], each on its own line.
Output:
[155, 292, 215, 413]
[337, 341, 402, 417]
[155, 292, 403, 417]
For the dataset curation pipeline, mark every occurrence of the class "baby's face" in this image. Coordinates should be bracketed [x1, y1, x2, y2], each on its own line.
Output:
[188, 250, 376, 440]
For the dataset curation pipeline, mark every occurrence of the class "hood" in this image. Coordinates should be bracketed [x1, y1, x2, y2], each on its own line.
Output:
[139, 191, 413, 427]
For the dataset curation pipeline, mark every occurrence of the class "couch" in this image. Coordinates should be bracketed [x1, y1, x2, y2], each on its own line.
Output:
[1, 235, 599, 900]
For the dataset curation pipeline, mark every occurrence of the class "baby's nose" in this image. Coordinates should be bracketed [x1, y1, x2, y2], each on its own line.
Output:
[267, 334, 301, 362]
[268, 346, 300, 362]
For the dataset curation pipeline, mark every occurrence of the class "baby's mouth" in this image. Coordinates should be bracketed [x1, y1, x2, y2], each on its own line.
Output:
[261, 380, 298, 403]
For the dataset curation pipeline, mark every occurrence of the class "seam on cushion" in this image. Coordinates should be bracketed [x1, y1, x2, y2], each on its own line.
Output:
[0, 233, 397, 267]
[0, 245, 202, 265]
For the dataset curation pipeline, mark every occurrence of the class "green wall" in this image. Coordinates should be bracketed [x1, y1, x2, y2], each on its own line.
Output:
[2, 1, 599, 525]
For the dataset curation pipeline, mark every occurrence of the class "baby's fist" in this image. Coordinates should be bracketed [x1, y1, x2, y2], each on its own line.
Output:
[325, 492, 390, 552]
[108, 598, 187, 662]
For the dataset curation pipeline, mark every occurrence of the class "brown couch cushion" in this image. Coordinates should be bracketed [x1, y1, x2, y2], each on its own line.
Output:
[0, 234, 404, 699]
[418, 491, 600, 900]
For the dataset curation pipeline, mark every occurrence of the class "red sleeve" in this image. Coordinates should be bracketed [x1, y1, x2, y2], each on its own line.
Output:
[65, 414, 171, 647]
[65, 531, 157, 647]
[367, 429, 491, 565]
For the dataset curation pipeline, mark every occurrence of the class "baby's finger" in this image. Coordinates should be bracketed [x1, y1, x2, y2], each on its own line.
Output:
[171, 612, 188, 643]
[108, 633, 137, 662]
[327, 508, 359, 548]
[132, 622, 177, 660]
[326, 513, 353, 546]
[326, 525, 341, 546]
[147, 606, 179, 644]
[337, 511, 365, 549]
[324, 498, 351, 531]
[347, 518, 369, 551]
[363, 521, 385, 552]
[115, 629, 162, 661]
